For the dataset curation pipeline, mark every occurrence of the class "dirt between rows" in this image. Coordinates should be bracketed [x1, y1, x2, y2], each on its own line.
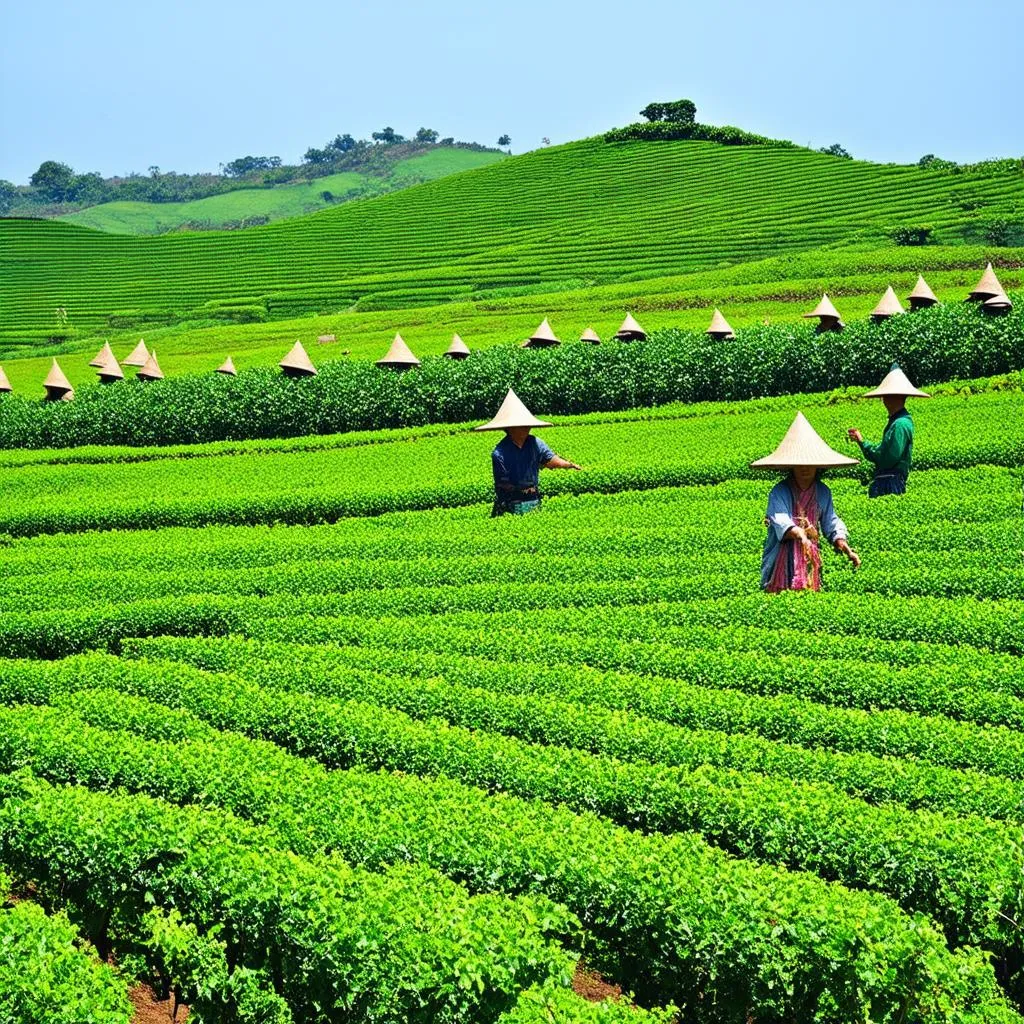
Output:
[127, 962, 618, 1022]
[130, 983, 188, 1024]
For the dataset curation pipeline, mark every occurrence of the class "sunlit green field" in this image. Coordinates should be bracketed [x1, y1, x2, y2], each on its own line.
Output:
[55, 148, 506, 235]
[3, 136, 1022, 354]
[1, 245, 1018, 395]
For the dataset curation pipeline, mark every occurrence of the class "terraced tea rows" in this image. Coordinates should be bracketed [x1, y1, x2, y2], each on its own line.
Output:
[3, 136, 1022, 346]
[0, 381, 1021, 1021]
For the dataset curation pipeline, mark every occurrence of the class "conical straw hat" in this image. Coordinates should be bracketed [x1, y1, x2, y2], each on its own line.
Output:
[523, 318, 560, 347]
[871, 286, 904, 318]
[983, 292, 1013, 312]
[96, 350, 124, 381]
[474, 388, 553, 432]
[43, 359, 74, 400]
[43, 358, 72, 391]
[862, 364, 930, 399]
[803, 293, 844, 323]
[216, 356, 237, 375]
[706, 308, 735, 338]
[280, 341, 317, 376]
[614, 313, 647, 339]
[444, 334, 470, 359]
[122, 339, 149, 367]
[968, 263, 1004, 301]
[376, 333, 420, 367]
[580, 327, 601, 344]
[0, 366, 11, 393]
[907, 275, 938, 305]
[136, 349, 164, 381]
[750, 412, 859, 469]
[89, 341, 115, 368]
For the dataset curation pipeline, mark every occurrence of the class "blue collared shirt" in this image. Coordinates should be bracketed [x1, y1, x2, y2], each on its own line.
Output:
[761, 479, 847, 588]
[492, 434, 556, 498]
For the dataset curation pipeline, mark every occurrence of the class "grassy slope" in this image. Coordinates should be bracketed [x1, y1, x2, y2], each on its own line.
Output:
[3, 136, 1022, 350]
[55, 149, 506, 235]
[58, 172, 370, 234]
[0, 245, 1019, 393]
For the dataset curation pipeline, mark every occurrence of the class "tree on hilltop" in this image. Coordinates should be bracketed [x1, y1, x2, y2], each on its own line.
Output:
[371, 127, 405, 145]
[415, 127, 439, 143]
[327, 134, 357, 154]
[640, 99, 696, 125]
[498, 134, 511, 152]
[819, 143, 852, 159]
[0, 180, 16, 214]
[223, 155, 282, 177]
[30, 160, 76, 201]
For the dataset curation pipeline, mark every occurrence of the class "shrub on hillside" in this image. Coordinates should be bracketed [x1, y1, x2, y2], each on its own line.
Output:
[604, 122, 794, 147]
[889, 225, 934, 246]
[0, 301, 1019, 450]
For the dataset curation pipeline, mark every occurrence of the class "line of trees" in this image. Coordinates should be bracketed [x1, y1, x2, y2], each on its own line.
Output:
[0, 127, 505, 215]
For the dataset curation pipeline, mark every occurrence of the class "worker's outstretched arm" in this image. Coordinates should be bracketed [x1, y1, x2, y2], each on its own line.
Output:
[544, 456, 583, 470]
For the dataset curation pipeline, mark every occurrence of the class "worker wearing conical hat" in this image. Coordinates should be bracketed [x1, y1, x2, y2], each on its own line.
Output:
[752, 412, 861, 591]
[847, 364, 930, 498]
[475, 389, 581, 516]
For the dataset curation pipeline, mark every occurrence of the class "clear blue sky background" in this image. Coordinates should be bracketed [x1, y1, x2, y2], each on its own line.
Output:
[1, 0, 1021, 184]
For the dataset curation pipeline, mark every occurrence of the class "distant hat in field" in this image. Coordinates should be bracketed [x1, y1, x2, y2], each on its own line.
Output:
[317, 334, 336, 344]
[614, 313, 647, 341]
[122, 339, 149, 367]
[522, 318, 560, 348]
[907, 274, 939, 310]
[871, 286, 905, 321]
[444, 334, 471, 359]
[0, 366, 11, 393]
[136, 349, 164, 382]
[580, 327, 601, 344]
[96, 350, 125, 383]
[803, 293, 845, 331]
[376, 333, 421, 369]
[750, 412, 859, 469]
[706, 308, 736, 339]
[280, 340, 317, 377]
[216, 356, 237, 376]
[862, 363, 930, 399]
[43, 358, 74, 401]
[474, 388, 553, 432]
[983, 292, 1013, 314]
[89, 342, 116, 368]
[967, 263, 1004, 302]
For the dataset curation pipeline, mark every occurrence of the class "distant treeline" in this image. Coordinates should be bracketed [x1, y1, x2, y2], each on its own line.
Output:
[0, 129, 502, 217]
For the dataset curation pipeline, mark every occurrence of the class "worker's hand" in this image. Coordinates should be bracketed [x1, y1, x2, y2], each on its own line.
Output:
[567, 462, 583, 471]
[836, 539, 861, 569]
[847, 428, 863, 443]
[787, 526, 813, 563]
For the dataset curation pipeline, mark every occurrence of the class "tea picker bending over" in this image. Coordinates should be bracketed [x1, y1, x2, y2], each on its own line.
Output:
[475, 389, 582, 516]
[752, 412, 861, 592]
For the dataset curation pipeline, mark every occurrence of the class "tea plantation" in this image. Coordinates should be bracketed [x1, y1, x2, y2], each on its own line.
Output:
[3, 135, 1023, 351]
[0, 372, 1022, 1021]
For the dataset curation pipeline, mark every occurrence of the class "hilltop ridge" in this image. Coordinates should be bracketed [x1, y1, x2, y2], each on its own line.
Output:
[1, 130, 1022, 349]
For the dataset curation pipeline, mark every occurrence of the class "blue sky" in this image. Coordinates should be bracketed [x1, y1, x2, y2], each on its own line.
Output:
[1, 0, 1021, 184]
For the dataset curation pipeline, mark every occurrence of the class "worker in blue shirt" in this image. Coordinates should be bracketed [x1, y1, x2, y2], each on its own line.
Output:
[475, 389, 581, 515]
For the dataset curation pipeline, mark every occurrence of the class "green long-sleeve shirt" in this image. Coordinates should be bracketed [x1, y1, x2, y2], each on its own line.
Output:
[859, 409, 914, 477]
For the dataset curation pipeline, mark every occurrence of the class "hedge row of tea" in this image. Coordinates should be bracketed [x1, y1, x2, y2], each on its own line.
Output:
[3, 136, 1023, 345]
[0, 300, 1019, 449]
[0, 386, 1021, 1021]
[0, 385, 1018, 536]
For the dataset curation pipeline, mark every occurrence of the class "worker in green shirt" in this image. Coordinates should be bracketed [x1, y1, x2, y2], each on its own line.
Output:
[847, 364, 930, 497]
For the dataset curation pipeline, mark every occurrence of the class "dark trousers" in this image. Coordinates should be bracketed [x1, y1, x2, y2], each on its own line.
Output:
[868, 472, 907, 498]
